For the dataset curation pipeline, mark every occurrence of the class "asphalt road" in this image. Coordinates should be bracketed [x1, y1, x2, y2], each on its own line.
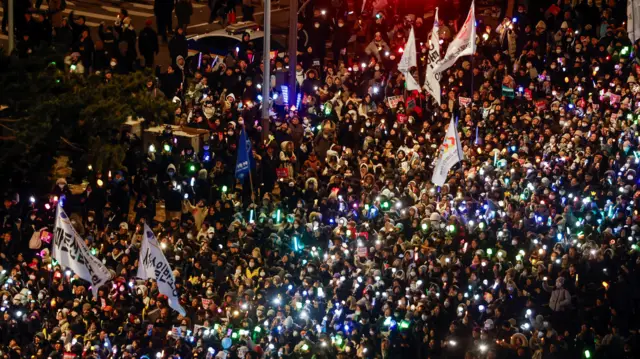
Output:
[0, 0, 291, 67]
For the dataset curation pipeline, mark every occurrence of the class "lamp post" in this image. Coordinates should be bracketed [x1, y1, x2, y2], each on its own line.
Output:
[288, 0, 298, 113]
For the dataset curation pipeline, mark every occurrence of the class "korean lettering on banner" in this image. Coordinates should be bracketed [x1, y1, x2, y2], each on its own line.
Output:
[275, 168, 289, 178]
[63, 353, 77, 359]
[535, 100, 546, 112]
[387, 96, 403, 109]
[141, 247, 178, 297]
[396, 114, 408, 124]
[502, 86, 515, 99]
[53, 225, 103, 289]
[524, 89, 533, 101]
[458, 97, 471, 107]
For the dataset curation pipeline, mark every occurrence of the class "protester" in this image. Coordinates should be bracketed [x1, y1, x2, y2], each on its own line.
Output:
[3, 1, 640, 359]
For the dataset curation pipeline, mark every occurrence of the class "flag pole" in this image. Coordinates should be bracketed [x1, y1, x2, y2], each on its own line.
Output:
[248, 165, 255, 204]
[244, 125, 256, 204]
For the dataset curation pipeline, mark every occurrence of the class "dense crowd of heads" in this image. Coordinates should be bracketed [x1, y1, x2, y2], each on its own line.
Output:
[2, 0, 640, 358]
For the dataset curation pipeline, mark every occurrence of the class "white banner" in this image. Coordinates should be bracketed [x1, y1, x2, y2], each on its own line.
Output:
[628, 0, 640, 43]
[137, 223, 186, 316]
[53, 205, 111, 297]
[424, 8, 442, 104]
[403, 71, 421, 91]
[398, 27, 417, 72]
[432, 117, 464, 186]
[432, 0, 476, 74]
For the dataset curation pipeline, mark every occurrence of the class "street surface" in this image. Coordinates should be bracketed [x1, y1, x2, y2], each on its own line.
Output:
[0, 0, 291, 66]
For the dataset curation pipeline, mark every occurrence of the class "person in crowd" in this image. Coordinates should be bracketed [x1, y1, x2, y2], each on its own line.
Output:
[154, 0, 175, 43]
[175, 0, 193, 30]
[139, 19, 159, 68]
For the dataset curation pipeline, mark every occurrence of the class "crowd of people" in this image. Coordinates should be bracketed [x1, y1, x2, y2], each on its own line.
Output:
[3, 0, 640, 358]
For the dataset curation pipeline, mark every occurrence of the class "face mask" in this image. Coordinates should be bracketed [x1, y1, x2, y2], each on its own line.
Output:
[512, 240, 518, 246]
[314, 23, 320, 28]
[374, 66, 380, 71]
[59, 184, 65, 189]
[186, 233, 193, 240]
[393, 123, 398, 129]
[444, 301, 450, 308]
[260, 271, 266, 277]
[556, 50, 562, 54]
[30, 215, 36, 221]
[366, 122, 371, 127]
[551, 65, 557, 70]
[249, 262, 255, 268]
[421, 314, 428, 321]
[228, 131, 234, 136]
[175, 255, 180, 261]
[338, 23, 344, 27]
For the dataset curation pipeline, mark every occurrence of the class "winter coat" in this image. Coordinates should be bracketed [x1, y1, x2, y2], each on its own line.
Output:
[175, 0, 194, 25]
[49, 0, 64, 28]
[365, 40, 390, 62]
[138, 27, 159, 55]
[543, 282, 571, 312]
[169, 33, 189, 63]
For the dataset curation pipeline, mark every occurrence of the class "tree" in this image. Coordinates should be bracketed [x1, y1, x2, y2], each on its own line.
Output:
[0, 48, 176, 193]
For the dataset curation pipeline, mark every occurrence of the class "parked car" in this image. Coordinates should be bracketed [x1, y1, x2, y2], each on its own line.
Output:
[186, 22, 286, 70]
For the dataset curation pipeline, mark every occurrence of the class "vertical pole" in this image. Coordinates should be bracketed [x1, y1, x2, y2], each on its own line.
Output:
[8, 0, 14, 54]
[288, 0, 298, 110]
[261, 0, 272, 141]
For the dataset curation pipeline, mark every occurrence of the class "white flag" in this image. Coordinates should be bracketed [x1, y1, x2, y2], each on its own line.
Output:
[431, 117, 464, 186]
[137, 223, 186, 316]
[403, 71, 421, 91]
[628, 0, 640, 43]
[432, 0, 476, 73]
[53, 205, 112, 297]
[398, 27, 417, 72]
[424, 8, 442, 104]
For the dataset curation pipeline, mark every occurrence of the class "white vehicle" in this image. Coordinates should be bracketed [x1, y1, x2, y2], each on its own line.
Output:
[187, 22, 285, 60]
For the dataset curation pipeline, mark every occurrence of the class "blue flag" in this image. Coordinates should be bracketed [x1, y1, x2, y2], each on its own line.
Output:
[235, 127, 253, 181]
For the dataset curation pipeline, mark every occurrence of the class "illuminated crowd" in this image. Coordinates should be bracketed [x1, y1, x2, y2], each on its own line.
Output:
[2, 0, 640, 358]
